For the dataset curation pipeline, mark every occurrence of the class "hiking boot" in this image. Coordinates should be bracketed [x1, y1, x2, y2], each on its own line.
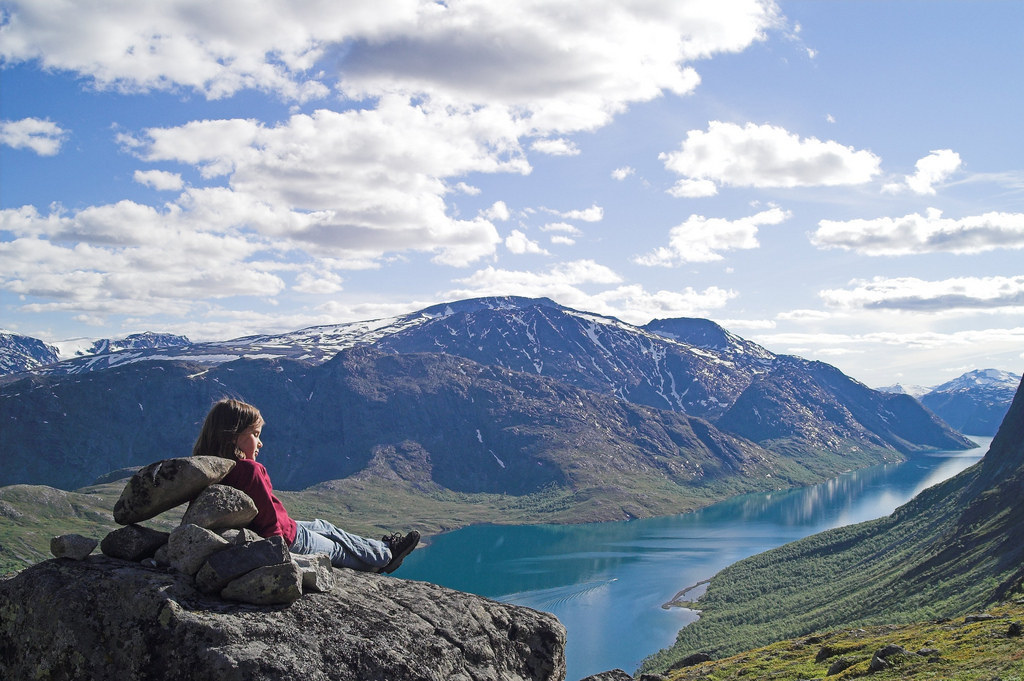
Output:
[380, 531, 420, 574]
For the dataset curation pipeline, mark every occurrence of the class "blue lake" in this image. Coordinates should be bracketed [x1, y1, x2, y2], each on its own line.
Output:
[399, 438, 990, 680]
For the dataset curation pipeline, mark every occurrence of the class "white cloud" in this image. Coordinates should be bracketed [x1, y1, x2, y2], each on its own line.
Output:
[531, 138, 580, 156]
[447, 259, 736, 325]
[294, 270, 344, 295]
[481, 201, 511, 221]
[812, 208, 1024, 256]
[589, 284, 738, 324]
[454, 182, 481, 195]
[336, 1, 779, 132]
[667, 178, 718, 198]
[505, 229, 549, 255]
[550, 235, 576, 246]
[540, 222, 583, 236]
[546, 204, 604, 222]
[881, 149, 962, 195]
[820, 275, 1024, 312]
[124, 101, 516, 266]
[0, 201, 287, 322]
[660, 120, 881, 190]
[0, 0, 400, 101]
[0, 117, 69, 156]
[450, 259, 622, 296]
[0, 0, 786, 332]
[635, 207, 791, 265]
[611, 166, 635, 180]
[134, 169, 184, 191]
[1, 0, 780, 124]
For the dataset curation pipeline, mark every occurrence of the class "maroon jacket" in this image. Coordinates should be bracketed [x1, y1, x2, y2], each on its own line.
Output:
[220, 459, 298, 545]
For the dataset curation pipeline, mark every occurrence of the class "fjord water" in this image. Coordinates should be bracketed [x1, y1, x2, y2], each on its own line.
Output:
[399, 438, 990, 680]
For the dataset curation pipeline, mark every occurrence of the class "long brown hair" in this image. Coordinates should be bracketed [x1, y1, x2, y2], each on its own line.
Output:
[192, 398, 264, 461]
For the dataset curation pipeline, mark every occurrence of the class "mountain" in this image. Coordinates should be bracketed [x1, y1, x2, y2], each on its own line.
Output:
[1, 298, 970, 488]
[0, 332, 59, 374]
[0, 297, 972, 489]
[56, 331, 191, 358]
[919, 368, 1020, 436]
[0, 331, 190, 377]
[874, 382, 930, 399]
[0, 348, 798, 505]
[641, 374, 1024, 673]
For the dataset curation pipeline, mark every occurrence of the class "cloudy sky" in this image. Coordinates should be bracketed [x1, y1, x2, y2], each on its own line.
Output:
[2, 0, 1022, 388]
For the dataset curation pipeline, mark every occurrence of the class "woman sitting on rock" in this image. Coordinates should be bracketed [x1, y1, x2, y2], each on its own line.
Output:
[193, 397, 419, 574]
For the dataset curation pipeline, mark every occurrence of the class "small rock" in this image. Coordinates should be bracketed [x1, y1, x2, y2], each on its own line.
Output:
[50, 534, 98, 560]
[964, 613, 996, 623]
[869, 644, 910, 673]
[579, 670, 632, 681]
[221, 561, 303, 605]
[292, 553, 334, 593]
[113, 456, 236, 525]
[669, 652, 712, 669]
[167, 524, 231, 575]
[220, 528, 262, 545]
[153, 543, 170, 566]
[180, 484, 257, 531]
[1008, 621, 1023, 637]
[100, 524, 169, 561]
[827, 656, 856, 675]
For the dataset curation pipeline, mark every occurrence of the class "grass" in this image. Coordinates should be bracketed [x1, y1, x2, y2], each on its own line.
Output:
[662, 600, 1024, 681]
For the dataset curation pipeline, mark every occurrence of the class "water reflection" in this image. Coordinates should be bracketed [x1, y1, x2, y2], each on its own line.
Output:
[400, 437, 990, 680]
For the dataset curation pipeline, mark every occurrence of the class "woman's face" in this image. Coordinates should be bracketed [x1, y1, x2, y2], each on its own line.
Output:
[235, 423, 263, 460]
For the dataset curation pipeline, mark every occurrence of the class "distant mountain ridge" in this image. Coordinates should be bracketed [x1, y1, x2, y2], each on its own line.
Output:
[0, 332, 59, 375]
[919, 369, 1020, 436]
[1, 297, 970, 499]
[876, 369, 1019, 436]
[1, 348, 791, 512]
[53, 331, 191, 359]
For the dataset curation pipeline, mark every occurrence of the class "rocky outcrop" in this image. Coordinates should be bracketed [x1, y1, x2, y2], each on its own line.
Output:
[1, 455, 567, 680]
[0, 555, 566, 681]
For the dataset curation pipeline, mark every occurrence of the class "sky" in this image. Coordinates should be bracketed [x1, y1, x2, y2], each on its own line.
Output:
[1, 0, 1023, 389]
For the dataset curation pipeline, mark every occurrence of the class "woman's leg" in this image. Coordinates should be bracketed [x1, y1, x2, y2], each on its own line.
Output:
[294, 519, 391, 571]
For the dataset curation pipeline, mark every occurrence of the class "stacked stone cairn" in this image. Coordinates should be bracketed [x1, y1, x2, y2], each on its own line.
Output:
[49, 456, 334, 605]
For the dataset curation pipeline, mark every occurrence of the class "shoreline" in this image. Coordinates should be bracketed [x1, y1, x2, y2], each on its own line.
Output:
[662, 578, 710, 610]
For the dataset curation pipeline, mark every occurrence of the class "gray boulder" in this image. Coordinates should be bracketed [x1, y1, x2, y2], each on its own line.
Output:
[220, 561, 303, 605]
[180, 484, 258, 530]
[50, 533, 97, 560]
[113, 456, 236, 525]
[220, 527, 262, 545]
[580, 670, 633, 681]
[195, 536, 291, 595]
[167, 524, 231, 576]
[293, 553, 335, 593]
[0, 556, 566, 681]
[100, 524, 169, 561]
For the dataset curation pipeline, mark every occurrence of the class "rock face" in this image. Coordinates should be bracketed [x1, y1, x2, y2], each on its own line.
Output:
[0, 555, 566, 681]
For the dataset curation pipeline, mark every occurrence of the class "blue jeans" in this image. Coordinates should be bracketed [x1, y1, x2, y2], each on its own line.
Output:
[291, 519, 391, 571]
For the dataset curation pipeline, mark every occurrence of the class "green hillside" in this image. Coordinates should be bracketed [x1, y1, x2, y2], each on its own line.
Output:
[643, 377, 1024, 673]
[662, 600, 1024, 680]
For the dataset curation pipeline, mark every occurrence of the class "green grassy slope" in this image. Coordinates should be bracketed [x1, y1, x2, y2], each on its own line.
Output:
[662, 600, 1024, 681]
[642, 378, 1024, 673]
